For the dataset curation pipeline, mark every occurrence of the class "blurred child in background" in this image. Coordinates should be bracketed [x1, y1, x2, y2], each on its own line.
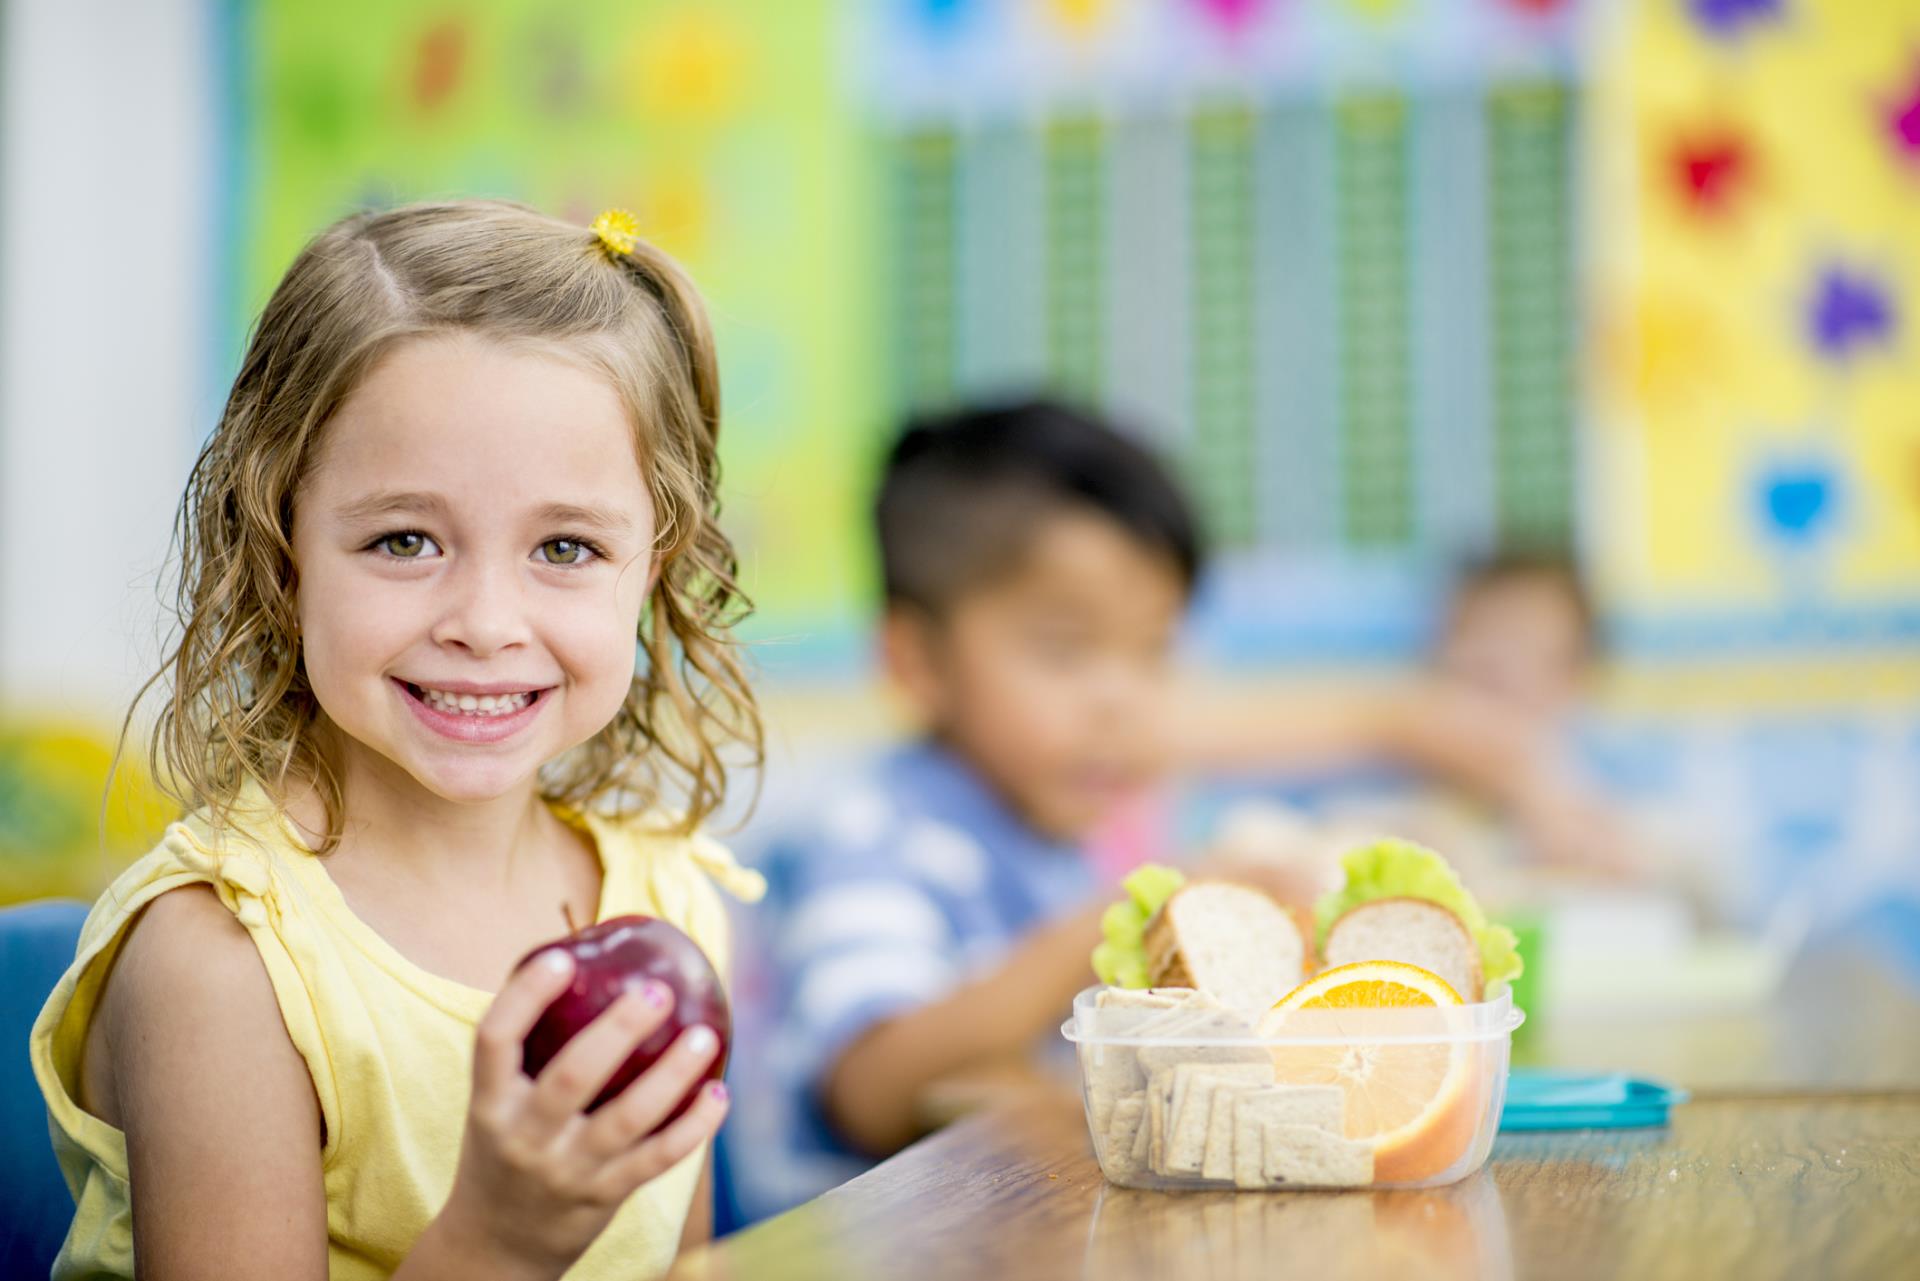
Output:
[1436, 552, 1595, 723]
[1201, 549, 1663, 905]
[1433, 553, 1644, 882]
[726, 401, 1200, 1220]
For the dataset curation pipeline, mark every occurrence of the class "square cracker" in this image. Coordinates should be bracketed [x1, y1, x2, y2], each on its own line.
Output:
[1136, 998, 1266, 1075]
[1234, 1083, 1346, 1136]
[1159, 1064, 1270, 1178]
[1229, 1084, 1350, 1189]
[1262, 1121, 1374, 1187]
[1102, 1095, 1146, 1179]
[1232, 1111, 1267, 1189]
[1145, 1067, 1173, 1174]
[1203, 1084, 1239, 1181]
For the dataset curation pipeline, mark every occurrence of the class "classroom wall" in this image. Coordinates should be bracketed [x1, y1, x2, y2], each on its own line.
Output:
[0, 0, 213, 724]
[0, 0, 1915, 918]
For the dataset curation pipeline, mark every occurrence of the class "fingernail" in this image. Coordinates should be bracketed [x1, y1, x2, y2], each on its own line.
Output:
[684, 1025, 718, 1058]
[641, 980, 670, 1008]
[708, 1081, 729, 1103]
[540, 952, 572, 976]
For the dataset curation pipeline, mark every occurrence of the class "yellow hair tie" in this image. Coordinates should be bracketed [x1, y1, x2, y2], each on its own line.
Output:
[591, 208, 642, 257]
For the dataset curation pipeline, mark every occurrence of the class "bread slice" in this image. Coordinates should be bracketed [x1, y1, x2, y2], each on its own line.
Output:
[1321, 897, 1483, 1001]
[1144, 882, 1307, 1014]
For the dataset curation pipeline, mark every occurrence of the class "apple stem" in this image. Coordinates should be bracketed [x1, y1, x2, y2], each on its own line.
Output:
[562, 903, 580, 935]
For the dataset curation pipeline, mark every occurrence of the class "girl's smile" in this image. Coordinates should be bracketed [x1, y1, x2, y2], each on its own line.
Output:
[392, 677, 556, 744]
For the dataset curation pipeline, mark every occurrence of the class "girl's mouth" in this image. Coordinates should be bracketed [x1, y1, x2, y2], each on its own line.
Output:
[393, 678, 551, 744]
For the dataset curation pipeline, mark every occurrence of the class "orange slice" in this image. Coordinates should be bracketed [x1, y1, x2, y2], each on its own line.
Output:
[1258, 961, 1480, 1183]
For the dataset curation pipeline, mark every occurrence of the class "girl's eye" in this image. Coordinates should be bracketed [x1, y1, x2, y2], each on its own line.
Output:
[538, 538, 599, 566]
[375, 531, 439, 559]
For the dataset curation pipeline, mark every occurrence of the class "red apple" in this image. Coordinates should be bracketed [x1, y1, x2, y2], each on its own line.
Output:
[516, 914, 730, 1123]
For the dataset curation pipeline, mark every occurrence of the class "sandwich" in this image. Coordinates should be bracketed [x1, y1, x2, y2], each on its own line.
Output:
[1314, 840, 1523, 1001]
[1093, 864, 1309, 1016]
[1143, 882, 1308, 1015]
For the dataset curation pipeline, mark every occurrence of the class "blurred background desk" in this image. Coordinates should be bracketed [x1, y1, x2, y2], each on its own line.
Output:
[1519, 944, 1920, 1096]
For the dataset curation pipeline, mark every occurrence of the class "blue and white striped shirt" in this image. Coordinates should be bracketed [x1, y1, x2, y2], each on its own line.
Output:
[723, 740, 1096, 1224]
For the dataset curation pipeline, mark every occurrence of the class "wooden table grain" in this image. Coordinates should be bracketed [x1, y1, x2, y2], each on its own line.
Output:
[679, 1090, 1920, 1281]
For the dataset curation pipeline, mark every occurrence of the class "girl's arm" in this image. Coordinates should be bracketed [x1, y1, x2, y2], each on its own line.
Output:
[100, 886, 329, 1279]
[104, 886, 729, 1281]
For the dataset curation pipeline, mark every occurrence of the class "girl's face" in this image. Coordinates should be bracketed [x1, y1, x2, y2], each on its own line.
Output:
[290, 332, 657, 804]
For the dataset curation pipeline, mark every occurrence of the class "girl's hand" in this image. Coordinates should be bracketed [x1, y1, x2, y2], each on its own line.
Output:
[429, 950, 729, 1281]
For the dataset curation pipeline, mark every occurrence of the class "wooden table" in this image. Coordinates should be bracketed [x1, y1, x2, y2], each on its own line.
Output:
[679, 949, 1920, 1280]
[677, 1092, 1920, 1281]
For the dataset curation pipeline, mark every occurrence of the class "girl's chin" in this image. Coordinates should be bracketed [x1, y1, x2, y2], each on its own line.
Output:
[403, 763, 544, 806]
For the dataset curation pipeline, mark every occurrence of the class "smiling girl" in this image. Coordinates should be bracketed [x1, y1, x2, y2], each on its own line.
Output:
[30, 201, 765, 1280]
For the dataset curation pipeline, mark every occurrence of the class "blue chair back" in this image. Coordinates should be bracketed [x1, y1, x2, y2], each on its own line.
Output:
[1, 900, 88, 1281]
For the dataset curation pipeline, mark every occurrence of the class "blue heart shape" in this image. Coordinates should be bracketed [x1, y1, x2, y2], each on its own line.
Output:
[1763, 472, 1831, 538]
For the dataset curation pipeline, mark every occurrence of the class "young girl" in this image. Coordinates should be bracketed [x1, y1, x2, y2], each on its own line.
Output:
[30, 200, 767, 1280]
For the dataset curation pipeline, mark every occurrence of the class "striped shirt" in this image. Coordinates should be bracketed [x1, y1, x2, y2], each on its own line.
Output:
[722, 741, 1095, 1224]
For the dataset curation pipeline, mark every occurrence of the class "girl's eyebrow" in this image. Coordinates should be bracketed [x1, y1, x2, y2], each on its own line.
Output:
[533, 502, 635, 537]
[336, 489, 633, 537]
[336, 489, 447, 522]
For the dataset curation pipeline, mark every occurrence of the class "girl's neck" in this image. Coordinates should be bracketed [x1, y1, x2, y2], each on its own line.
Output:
[286, 728, 562, 892]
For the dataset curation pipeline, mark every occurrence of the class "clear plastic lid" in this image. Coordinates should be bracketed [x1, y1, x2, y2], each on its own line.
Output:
[1063, 984, 1525, 1048]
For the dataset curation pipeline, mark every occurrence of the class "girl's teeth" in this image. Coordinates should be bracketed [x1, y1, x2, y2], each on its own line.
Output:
[416, 686, 533, 717]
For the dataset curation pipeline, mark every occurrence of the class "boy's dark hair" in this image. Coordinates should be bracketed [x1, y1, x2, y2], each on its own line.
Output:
[1450, 549, 1598, 652]
[874, 398, 1203, 612]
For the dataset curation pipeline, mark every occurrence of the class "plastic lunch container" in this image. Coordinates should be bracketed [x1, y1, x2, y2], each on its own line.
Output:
[1062, 985, 1526, 1191]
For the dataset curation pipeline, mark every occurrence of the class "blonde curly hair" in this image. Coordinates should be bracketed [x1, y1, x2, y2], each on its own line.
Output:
[122, 199, 760, 850]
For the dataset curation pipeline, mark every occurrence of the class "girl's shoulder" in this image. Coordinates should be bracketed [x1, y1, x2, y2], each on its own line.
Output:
[559, 801, 765, 906]
[556, 802, 765, 983]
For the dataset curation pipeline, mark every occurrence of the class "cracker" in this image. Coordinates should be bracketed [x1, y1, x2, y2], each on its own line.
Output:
[1234, 1083, 1347, 1135]
[1102, 1095, 1146, 1179]
[1166, 1064, 1273, 1177]
[1232, 1107, 1267, 1189]
[1261, 1121, 1374, 1188]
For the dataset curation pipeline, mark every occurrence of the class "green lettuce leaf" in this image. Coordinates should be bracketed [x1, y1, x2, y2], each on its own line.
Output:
[1313, 840, 1523, 991]
[1092, 863, 1186, 987]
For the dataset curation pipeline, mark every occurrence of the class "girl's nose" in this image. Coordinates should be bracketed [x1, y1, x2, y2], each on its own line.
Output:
[430, 558, 532, 657]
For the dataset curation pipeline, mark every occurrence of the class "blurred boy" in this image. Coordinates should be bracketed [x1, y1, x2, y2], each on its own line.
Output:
[725, 401, 1200, 1220]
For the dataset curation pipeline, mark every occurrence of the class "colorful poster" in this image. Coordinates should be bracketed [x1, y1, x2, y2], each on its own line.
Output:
[1591, 0, 1920, 649]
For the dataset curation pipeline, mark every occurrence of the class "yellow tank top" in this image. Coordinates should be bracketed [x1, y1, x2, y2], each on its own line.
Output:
[29, 780, 765, 1281]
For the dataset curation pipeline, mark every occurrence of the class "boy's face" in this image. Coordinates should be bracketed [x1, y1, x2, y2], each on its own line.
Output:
[886, 508, 1187, 842]
[1437, 575, 1590, 720]
[290, 332, 657, 804]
